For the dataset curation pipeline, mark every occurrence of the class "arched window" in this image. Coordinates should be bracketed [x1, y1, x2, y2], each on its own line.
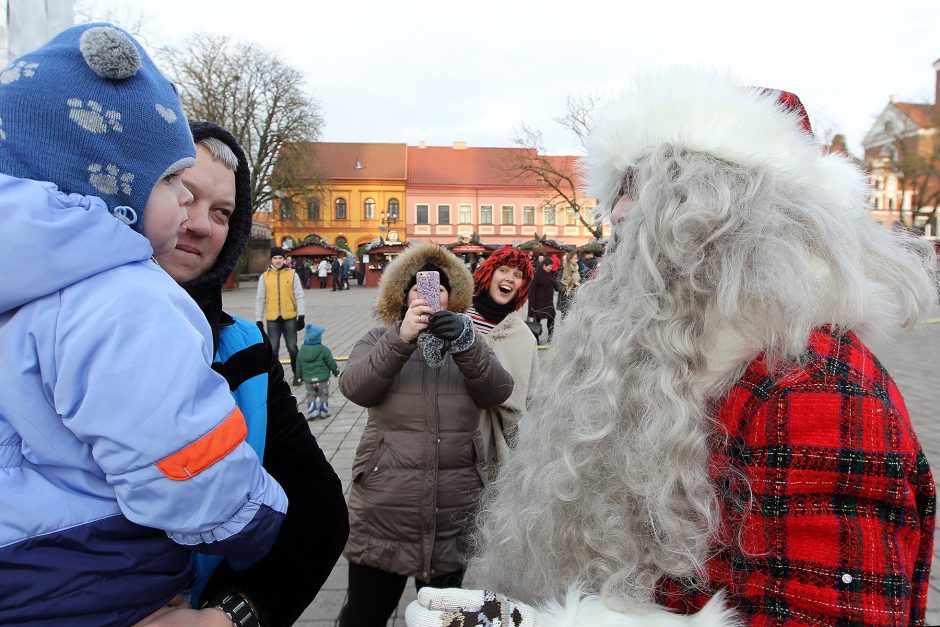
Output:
[364, 198, 376, 220]
[307, 199, 320, 220]
[335, 236, 348, 249]
[335, 198, 347, 220]
[387, 198, 400, 221]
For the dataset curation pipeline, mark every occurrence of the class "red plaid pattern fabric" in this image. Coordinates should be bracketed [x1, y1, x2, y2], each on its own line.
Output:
[656, 328, 935, 625]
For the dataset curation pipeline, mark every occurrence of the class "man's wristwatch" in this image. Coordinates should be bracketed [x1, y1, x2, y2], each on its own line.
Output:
[202, 591, 260, 627]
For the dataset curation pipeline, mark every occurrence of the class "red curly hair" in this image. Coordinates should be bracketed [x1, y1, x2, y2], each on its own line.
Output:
[473, 246, 535, 310]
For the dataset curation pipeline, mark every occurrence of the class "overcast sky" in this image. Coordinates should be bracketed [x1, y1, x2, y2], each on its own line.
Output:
[78, 0, 939, 157]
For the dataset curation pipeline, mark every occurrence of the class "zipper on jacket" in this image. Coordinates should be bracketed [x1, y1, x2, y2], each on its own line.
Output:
[276, 268, 282, 317]
[427, 365, 442, 579]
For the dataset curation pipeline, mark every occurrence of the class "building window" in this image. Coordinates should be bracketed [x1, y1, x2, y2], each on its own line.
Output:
[522, 205, 535, 225]
[480, 204, 493, 224]
[501, 205, 514, 224]
[459, 204, 472, 224]
[873, 198, 880, 209]
[416, 203, 429, 224]
[565, 206, 577, 226]
[307, 199, 320, 220]
[278, 197, 295, 220]
[438, 204, 451, 225]
[543, 205, 555, 225]
[335, 198, 347, 220]
[364, 198, 376, 220]
[888, 197, 895, 210]
[388, 198, 400, 215]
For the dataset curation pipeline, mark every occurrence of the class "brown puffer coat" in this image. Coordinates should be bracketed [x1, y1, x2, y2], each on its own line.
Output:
[339, 244, 513, 580]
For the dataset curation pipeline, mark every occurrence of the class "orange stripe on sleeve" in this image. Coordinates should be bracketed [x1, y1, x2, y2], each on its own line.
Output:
[156, 408, 248, 481]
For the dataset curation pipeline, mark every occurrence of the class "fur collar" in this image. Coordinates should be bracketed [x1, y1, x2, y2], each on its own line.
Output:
[374, 243, 474, 326]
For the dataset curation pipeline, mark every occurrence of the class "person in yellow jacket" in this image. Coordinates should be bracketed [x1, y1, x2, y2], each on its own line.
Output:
[256, 247, 306, 385]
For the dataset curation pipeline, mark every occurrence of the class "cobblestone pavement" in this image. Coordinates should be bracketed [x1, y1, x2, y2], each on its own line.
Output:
[223, 281, 940, 625]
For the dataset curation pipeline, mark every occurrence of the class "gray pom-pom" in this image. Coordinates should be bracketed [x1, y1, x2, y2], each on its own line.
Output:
[79, 26, 141, 80]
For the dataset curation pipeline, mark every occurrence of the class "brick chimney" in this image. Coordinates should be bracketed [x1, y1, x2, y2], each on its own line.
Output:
[934, 57, 940, 107]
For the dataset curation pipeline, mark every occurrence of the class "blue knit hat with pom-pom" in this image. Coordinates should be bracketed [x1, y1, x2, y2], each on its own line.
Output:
[0, 23, 195, 232]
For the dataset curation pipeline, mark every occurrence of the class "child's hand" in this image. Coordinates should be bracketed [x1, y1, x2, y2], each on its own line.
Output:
[135, 607, 234, 626]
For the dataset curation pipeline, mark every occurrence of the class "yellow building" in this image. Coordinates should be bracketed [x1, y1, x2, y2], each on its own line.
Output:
[271, 142, 407, 252]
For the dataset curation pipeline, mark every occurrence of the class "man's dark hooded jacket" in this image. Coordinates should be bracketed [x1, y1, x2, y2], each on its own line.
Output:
[183, 121, 348, 626]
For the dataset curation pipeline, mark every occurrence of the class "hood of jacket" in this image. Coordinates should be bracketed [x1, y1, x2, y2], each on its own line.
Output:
[0, 174, 152, 314]
[374, 242, 473, 326]
[304, 323, 324, 345]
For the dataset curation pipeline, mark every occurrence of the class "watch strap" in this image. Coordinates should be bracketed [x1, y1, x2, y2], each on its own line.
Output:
[202, 591, 259, 627]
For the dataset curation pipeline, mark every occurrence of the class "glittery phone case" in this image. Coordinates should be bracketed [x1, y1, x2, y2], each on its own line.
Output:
[416, 270, 441, 312]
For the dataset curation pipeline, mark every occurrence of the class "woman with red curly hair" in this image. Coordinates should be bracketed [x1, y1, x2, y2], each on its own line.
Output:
[468, 247, 540, 480]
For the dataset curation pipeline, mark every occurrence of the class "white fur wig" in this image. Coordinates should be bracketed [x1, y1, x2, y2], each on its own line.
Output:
[586, 71, 868, 219]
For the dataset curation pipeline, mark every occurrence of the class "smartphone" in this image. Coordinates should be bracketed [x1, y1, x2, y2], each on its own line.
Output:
[416, 270, 441, 313]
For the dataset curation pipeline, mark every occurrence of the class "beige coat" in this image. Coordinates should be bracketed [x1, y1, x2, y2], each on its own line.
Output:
[477, 314, 540, 480]
[339, 243, 513, 580]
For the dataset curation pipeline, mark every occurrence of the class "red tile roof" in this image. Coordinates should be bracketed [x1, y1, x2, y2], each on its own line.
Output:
[894, 103, 938, 129]
[407, 146, 578, 187]
[277, 142, 407, 181]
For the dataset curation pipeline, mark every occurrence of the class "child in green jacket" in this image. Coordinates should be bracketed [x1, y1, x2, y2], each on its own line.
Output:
[296, 324, 340, 419]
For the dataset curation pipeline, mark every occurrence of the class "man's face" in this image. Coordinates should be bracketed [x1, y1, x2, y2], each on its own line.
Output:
[609, 194, 633, 226]
[156, 145, 235, 283]
[271, 255, 286, 268]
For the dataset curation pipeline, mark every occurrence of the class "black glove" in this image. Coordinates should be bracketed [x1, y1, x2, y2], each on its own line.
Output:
[427, 310, 463, 341]
[256, 321, 264, 333]
[295, 315, 305, 331]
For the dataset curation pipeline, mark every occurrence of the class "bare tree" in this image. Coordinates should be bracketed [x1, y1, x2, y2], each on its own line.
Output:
[158, 36, 323, 211]
[508, 94, 604, 239]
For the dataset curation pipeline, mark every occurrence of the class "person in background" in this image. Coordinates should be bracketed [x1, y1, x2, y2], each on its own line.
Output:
[408, 73, 938, 626]
[156, 120, 348, 626]
[0, 24, 286, 625]
[296, 323, 340, 420]
[467, 246, 539, 480]
[526, 257, 557, 343]
[256, 247, 305, 385]
[337, 243, 513, 627]
[331, 255, 342, 291]
[357, 257, 366, 286]
[317, 256, 330, 289]
[341, 252, 352, 290]
[578, 249, 597, 281]
[554, 252, 581, 317]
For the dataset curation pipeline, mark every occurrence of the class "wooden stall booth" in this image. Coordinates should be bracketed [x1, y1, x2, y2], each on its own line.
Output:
[287, 241, 344, 289]
[362, 241, 410, 287]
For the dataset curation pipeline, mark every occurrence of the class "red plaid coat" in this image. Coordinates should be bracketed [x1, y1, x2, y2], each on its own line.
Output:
[656, 328, 935, 625]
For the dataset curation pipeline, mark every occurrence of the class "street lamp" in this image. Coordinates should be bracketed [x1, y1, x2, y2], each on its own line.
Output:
[380, 205, 399, 232]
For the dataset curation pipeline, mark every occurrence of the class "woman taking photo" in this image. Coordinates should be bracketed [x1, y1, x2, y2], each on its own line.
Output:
[337, 243, 513, 627]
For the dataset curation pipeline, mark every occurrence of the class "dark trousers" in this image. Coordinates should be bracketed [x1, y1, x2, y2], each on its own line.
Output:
[319, 276, 327, 288]
[337, 562, 463, 627]
[266, 318, 298, 376]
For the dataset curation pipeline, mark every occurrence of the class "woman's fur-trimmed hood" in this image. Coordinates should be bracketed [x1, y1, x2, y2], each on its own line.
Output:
[374, 243, 474, 326]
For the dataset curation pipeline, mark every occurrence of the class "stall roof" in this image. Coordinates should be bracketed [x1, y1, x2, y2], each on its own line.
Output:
[447, 243, 490, 254]
[367, 243, 410, 255]
[288, 243, 340, 257]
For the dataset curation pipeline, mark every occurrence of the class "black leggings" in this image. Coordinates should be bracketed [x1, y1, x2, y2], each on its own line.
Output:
[337, 562, 464, 627]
